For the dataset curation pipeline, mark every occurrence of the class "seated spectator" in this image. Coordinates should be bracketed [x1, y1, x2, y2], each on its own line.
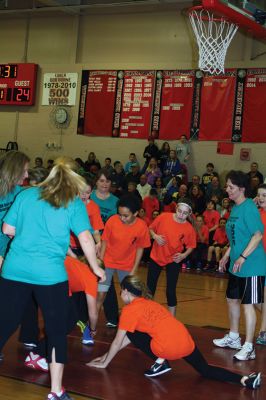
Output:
[206, 176, 224, 201]
[220, 197, 231, 219]
[204, 218, 229, 271]
[145, 157, 162, 186]
[123, 163, 141, 189]
[189, 184, 206, 215]
[173, 183, 188, 202]
[202, 200, 220, 244]
[85, 151, 101, 172]
[46, 159, 54, 171]
[137, 174, 152, 200]
[166, 175, 181, 198]
[202, 162, 219, 188]
[124, 153, 140, 174]
[162, 194, 176, 213]
[103, 157, 114, 173]
[34, 157, 43, 168]
[138, 207, 149, 226]
[247, 161, 263, 184]
[157, 141, 170, 172]
[110, 181, 122, 198]
[142, 188, 160, 225]
[250, 176, 261, 198]
[151, 209, 160, 221]
[153, 176, 165, 202]
[142, 137, 159, 171]
[163, 150, 182, 185]
[188, 174, 206, 195]
[126, 181, 142, 202]
[75, 157, 86, 176]
[111, 161, 125, 193]
[190, 214, 209, 270]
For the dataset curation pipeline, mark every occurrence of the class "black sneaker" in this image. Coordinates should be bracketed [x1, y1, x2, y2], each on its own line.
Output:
[144, 360, 171, 377]
[244, 372, 261, 389]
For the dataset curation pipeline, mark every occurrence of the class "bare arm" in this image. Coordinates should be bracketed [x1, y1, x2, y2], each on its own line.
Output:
[173, 247, 194, 263]
[87, 329, 129, 368]
[2, 223, 15, 237]
[232, 231, 263, 273]
[78, 230, 105, 282]
[150, 228, 166, 246]
[130, 247, 144, 275]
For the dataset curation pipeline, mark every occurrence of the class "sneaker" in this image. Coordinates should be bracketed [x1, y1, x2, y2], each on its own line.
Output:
[0, 353, 3, 361]
[47, 388, 73, 400]
[106, 321, 117, 328]
[23, 342, 37, 349]
[234, 343, 256, 361]
[213, 334, 242, 349]
[25, 352, 49, 372]
[76, 320, 86, 334]
[243, 372, 261, 389]
[144, 360, 171, 377]
[82, 325, 94, 345]
[256, 331, 266, 345]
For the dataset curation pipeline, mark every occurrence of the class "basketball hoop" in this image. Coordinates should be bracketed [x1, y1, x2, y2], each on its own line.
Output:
[188, 6, 238, 75]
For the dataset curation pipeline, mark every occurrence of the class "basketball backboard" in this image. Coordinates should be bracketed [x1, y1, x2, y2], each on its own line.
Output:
[202, 0, 266, 39]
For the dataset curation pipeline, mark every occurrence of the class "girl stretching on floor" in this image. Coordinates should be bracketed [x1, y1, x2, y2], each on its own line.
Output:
[88, 275, 261, 390]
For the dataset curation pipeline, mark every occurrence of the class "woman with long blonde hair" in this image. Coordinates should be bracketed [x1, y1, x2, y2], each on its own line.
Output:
[0, 156, 105, 400]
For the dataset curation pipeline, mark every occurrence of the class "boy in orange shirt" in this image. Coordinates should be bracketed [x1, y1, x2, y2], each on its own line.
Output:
[204, 217, 229, 271]
[190, 214, 209, 270]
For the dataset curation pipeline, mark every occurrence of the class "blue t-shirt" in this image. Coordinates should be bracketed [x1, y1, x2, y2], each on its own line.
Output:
[226, 198, 266, 277]
[90, 191, 118, 224]
[0, 185, 23, 257]
[2, 187, 92, 285]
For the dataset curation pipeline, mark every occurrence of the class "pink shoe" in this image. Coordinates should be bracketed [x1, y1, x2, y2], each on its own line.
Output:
[25, 351, 49, 372]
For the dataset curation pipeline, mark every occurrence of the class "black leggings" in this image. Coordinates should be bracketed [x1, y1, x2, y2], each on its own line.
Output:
[127, 331, 242, 384]
[0, 277, 69, 364]
[147, 259, 180, 306]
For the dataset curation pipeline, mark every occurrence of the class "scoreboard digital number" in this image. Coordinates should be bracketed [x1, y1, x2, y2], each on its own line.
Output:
[0, 63, 38, 106]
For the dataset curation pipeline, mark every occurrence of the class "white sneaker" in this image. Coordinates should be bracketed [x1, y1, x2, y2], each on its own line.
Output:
[233, 343, 256, 361]
[213, 334, 242, 349]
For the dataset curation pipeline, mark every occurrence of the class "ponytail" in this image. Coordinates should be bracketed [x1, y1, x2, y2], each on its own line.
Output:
[121, 276, 153, 300]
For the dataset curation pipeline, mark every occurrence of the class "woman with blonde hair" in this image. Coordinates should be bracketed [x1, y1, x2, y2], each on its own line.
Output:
[0, 150, 30, 260]
[0, 156, 105, 400]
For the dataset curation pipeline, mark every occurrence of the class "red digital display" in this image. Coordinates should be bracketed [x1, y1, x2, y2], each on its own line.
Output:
[0, 63, 38, 106]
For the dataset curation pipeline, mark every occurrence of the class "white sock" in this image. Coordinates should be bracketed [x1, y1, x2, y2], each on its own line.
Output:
[243, 341, 253, 348]
[229, 331, 239, 340]
[155, 358, 165, 364]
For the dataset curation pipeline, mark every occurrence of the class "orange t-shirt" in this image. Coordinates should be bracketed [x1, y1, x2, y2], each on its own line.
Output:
[260, 208, 266, 251]
[196, 225, 209, 244]
[142, 196, 160, 225]
[70, 199, 104, 248]
[64, 256, 97, 298]
[203, 209, 220, 230]
[149, 213, 196, 266]
[213, 227, 228, 245]
[119, 297, 195, 359]
[102, 215, 151, 271]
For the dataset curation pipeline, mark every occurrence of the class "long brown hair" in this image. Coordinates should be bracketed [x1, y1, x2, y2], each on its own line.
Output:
[0, 151, 30, 197]
[39, 156, 86, 208]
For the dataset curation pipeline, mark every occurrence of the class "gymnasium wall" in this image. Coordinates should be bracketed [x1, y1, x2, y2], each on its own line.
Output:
[0, 10, 265, 179]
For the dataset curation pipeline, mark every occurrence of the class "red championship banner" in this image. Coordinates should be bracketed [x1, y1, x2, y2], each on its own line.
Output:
[242, 69, 266, 143]
[199, 71, 237, 141]
[82, 71, 117, 137]
[158, 70, 195, 140]
[119, 71, 155, 139]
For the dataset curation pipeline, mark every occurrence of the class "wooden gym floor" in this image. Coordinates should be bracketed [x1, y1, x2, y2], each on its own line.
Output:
[0, 265, 265, 400]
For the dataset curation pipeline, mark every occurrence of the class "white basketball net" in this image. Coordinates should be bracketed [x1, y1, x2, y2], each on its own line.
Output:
[189, 8, 238, 75]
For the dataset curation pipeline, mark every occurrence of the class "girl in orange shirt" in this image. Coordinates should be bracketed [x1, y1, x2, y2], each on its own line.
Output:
[147, 199, 196, 316]
[88, 276, 261, 389]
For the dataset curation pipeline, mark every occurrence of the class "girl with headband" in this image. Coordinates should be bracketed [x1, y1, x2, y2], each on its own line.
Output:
[88, 275, 261, 389]
[147, 198, 196, 316]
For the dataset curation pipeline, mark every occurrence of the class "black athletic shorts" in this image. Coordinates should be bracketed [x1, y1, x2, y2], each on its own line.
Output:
[226, 273, 265, 304]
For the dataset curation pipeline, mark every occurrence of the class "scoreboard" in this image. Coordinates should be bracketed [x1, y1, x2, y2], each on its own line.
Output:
[0, 63, 38, 106]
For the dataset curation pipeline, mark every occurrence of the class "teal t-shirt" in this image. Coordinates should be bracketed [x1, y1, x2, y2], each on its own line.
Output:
[2, 187, 92, 285]
[90, 191, 118, 223]
[0, 185, 23, 257]
[226, 198, 266, 277]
